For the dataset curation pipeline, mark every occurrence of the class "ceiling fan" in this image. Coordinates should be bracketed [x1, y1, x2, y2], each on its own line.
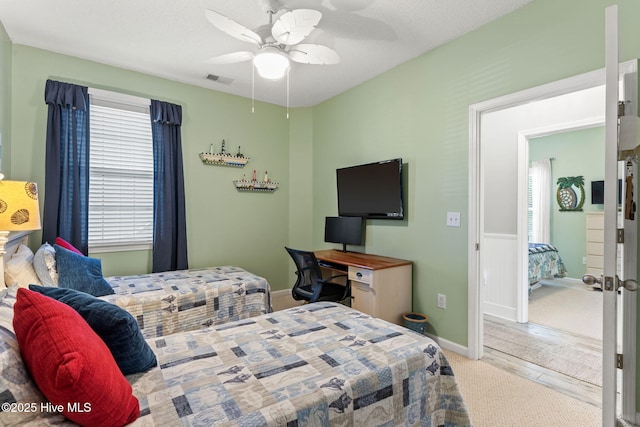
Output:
[204, 0, 340, 80]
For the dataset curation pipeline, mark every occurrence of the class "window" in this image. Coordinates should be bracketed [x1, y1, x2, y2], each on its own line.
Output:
[88, 89, 153, 252]
[528, 159, 552, 244]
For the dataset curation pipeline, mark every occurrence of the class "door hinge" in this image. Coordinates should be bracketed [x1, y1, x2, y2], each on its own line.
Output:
[618, 353, 624, 369]
[619, 101, 626, 118]
[476, 243, 480, 251]
[618, 228, 625, 243]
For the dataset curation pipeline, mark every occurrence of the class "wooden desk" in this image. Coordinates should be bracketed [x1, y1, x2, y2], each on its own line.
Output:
[314, 250, 412, 325]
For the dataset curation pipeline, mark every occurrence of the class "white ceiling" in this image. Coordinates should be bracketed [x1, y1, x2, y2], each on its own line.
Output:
[0, 0, 535, 108]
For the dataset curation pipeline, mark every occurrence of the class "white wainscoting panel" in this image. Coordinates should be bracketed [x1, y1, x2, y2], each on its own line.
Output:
[483, 233, 518, 321]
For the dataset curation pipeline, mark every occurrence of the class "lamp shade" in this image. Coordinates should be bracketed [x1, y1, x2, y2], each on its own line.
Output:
[253, 47, 290, 80]
[0, 180, 41, 231]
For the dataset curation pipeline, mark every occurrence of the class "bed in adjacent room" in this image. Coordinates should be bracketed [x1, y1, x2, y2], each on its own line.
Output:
[528, 242, 567, 290]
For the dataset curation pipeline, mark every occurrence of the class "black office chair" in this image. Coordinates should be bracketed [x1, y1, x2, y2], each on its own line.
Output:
[285, 247, 350, 303]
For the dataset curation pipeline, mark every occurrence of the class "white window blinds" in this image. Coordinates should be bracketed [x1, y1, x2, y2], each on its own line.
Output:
[88, 90, 153, 251]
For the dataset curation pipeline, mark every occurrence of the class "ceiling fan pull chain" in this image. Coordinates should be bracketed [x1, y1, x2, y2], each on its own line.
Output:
[286, 68, 290, 119]
[252, 65, 255, 113]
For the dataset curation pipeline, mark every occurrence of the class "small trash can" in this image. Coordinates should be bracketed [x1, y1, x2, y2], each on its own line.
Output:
[402, 312, 429, 334]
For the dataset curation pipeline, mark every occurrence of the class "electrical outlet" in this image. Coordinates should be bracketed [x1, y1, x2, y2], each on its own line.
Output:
[437, 293, 446, 309]
[446, 212, 461, 227]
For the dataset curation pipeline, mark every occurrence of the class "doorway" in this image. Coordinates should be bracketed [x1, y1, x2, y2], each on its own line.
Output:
[482, 87, 606, 406]
[467, 61, 638, 418]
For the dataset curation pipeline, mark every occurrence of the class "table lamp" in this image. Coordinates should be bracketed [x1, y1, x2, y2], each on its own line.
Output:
[0, 180, 41, 287]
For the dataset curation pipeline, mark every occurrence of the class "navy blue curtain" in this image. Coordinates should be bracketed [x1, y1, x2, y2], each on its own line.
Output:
[150, 100, 188, 272]
[42, 80, 90, 254]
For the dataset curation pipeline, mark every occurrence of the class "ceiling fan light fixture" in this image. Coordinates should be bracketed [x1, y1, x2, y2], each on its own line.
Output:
[253, 47, 290, 80]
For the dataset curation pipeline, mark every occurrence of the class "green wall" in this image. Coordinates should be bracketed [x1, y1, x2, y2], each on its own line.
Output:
[530, 126, 605, 278]
[0, 21, 10, 176]
[287, 107, 314, 285]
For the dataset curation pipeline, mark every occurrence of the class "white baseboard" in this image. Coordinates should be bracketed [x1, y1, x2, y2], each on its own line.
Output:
[483, 302, 516, 322]
[538, 277, 584, 287]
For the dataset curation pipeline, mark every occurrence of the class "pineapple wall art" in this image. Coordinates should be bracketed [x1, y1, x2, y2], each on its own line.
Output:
[556, 176, 585, 211]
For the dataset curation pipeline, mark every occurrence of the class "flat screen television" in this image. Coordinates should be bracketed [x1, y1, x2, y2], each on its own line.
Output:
[324, 216, 364, 252]
[336, 158, 404, 219]
[591, 179, 622, 205]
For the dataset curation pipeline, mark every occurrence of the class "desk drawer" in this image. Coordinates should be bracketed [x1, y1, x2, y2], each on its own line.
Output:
[348, 267, 373, 285]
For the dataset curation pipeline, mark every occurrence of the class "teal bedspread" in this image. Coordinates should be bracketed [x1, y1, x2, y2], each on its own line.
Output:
[528, 243, 567, 285]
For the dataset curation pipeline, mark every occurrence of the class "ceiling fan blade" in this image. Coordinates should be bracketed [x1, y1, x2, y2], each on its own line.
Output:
[205, 51, 255, 65]
[272, 9, 322, 45]
[205, 9, 262, 45]
[288, 44, 340, 65]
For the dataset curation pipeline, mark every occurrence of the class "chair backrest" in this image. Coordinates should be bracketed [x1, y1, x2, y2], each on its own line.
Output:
[285, 247, 323, 299]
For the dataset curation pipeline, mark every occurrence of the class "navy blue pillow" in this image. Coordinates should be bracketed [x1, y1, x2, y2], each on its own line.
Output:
[29, 285, 157, 375]
[54, 244, 114, 297]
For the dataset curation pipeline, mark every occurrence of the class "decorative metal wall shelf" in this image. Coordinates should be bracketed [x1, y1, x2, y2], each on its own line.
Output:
[199, 152, 249, 167]
[233, 179, 279, 193]
[199, 140, 248, 167]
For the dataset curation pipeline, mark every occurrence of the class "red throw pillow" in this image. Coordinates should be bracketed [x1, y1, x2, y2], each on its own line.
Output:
[54, 237, 83, 255]
[12, 289, 139, 426]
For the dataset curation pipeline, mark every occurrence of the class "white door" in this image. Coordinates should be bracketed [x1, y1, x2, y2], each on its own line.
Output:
[585, 5, 638, 426]
[600, 6, 620, 424]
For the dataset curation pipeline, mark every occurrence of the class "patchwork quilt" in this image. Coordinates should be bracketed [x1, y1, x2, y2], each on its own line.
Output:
[128, 302, 471, 426]
[101, 266, 271, 338]
[528, 243, 567, 285]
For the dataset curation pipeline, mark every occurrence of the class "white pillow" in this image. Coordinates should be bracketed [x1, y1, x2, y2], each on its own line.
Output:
[4, 244, 42, 288]
[33, 243, 58, 286]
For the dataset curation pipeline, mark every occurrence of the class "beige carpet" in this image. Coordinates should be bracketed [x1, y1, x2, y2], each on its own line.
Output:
[484, 317, 602, 386]
[529, 282, 602, 340]
[443, 349, 601, 427]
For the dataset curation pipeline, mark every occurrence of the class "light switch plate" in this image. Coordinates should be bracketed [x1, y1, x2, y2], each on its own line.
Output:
[446, 212, 461, 227]
[437, 293, 447, 309]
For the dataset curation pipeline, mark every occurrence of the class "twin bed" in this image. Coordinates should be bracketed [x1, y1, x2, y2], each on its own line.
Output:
[132, 302, 470, 426]
[0, 232, 471, 426]
[103, 266, 271, 338]
[528, 242, 567, 289]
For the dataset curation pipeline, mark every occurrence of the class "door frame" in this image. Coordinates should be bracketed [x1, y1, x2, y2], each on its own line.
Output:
[468, 60, 638, 416]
